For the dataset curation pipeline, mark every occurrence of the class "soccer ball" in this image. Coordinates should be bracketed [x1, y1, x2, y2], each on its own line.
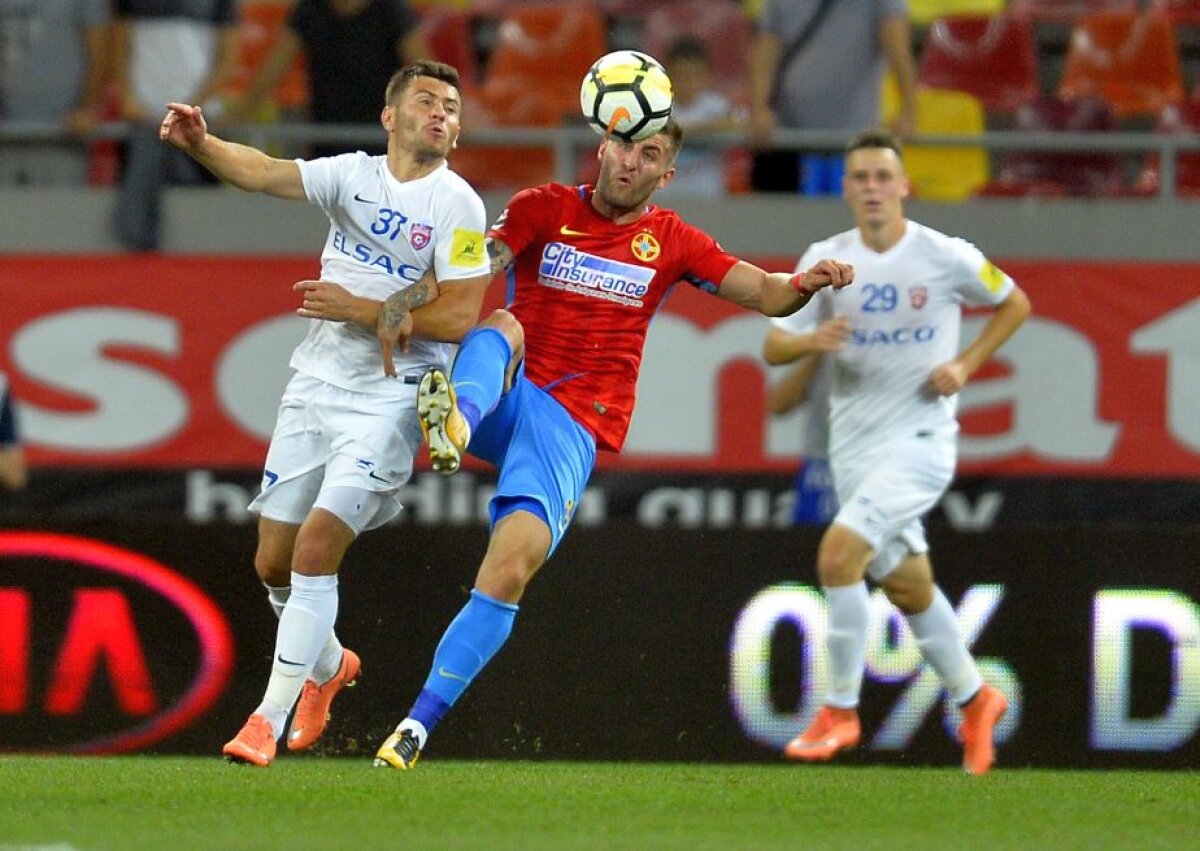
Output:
[580, 50, 673, 143]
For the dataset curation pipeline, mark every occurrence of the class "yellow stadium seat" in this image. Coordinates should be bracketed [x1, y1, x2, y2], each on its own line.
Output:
[908, 0, 1006, 26]
[883, 81, 990, 201]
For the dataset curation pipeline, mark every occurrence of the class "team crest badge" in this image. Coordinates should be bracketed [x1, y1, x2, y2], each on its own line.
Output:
[631, 232, 660, 262]
[909, 286, 928, 309]
[410, 223, 434, 250]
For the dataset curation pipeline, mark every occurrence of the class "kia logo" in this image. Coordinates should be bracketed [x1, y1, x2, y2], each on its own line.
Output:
[0, 532, 234, 753]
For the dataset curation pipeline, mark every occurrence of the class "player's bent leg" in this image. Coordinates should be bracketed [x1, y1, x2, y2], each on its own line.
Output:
[418, 368, 471, 474]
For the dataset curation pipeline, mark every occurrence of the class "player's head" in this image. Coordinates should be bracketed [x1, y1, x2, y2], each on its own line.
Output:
[842, 129, 910, 229]
[382, 61, 463, 161]
[593, 117, 684, 215]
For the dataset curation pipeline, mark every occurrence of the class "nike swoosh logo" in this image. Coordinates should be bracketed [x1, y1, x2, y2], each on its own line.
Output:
[277, 654, 305, 666]
[437, 666, 469, 682]
[354, 193, 379, 204]
[559, 225, 591, 237]
[368, 470, 391, 483]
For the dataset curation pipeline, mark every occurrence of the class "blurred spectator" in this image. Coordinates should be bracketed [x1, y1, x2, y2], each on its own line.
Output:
[0, 0, 112, 186]
[227, 0, 430, 158]
[111, 0, 238, 251]
[748, 0, 917, 194]
[658, 36, 743, 198]
[0, 370, 27, 492]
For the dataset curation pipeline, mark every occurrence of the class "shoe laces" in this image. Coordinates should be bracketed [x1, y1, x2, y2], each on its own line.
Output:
[396, 730, 421, 763]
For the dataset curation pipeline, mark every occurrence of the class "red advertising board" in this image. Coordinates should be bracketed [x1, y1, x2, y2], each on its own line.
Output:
[1, 255, 1197, 475]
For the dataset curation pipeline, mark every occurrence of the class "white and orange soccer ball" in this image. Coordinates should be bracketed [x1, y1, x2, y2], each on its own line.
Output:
[579, 50, 673, 143]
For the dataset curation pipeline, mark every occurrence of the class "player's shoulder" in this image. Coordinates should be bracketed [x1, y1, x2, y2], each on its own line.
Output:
[435, 163, 485, 203]
[906, 219, 982, 258]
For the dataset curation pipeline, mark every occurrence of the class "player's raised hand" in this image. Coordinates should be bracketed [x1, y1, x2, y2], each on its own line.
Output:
[797, 259, 855, 293]
[377, 292, 415, 378]
[159, 103, 208, 150]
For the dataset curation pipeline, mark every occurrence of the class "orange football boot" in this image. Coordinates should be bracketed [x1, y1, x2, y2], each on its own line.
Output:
[223, 713, 276, 767]
[784, 705, 861, 761]
[287, 648, 361, 751]
[959, 683, 1008, 775]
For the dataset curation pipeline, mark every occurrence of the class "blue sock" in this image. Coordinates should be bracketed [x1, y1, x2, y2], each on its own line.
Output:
[452, 327, 512, 433]
[408, 589, 519, 733]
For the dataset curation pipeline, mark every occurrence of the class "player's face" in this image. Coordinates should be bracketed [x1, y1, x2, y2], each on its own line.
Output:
[842, 147, 909, 228]
[383, 76, 461, 160]
[594, 133, 676, 213]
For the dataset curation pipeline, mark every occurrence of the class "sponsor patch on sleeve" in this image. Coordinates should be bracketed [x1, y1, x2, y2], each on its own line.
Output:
[450, 228, 485, 268]
[979, 260, 1006, 293]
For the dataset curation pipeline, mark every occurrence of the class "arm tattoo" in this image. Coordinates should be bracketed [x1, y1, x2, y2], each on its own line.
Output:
[380, 280, 437, 331]
[487, 238, 514, 276]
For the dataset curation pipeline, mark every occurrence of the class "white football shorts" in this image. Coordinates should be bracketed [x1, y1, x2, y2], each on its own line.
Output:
[249, 371, 423, 533]
[830, 429, 956, 581]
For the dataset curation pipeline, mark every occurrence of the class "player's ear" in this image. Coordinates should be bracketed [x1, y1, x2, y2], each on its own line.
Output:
[658, 165, 676, 189]
[381, 105, 395, 132]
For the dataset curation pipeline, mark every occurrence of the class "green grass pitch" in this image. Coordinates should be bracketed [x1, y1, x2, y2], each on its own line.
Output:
[1, 757, 1195, 850]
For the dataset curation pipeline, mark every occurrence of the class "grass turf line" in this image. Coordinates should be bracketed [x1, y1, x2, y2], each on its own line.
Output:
[0, 757, 1195, 850]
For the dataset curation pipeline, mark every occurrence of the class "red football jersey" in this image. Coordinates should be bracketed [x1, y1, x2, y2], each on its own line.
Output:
[488, 183, 740, 452]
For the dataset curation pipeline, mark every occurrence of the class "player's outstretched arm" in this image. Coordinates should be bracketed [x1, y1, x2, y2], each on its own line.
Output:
[159, 102, 305, 199]
[928, 285, 1032, 396]
[718, 259, 854, 317]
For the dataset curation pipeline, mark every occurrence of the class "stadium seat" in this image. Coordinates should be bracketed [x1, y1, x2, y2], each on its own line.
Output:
[226, 1, 308, 111]
[918, 14, 1040, 114]
[1057, 11, 1186, 119]
[1133, 101, 1200, 197]
[908, 0, 1006, 26]
[1149, 0, 1200, 25]
[417, 7, 479, 93]
[881, 85, 990, 201]
[451, 2, 607, 190]
[1008, 0, 1136, 23]
[981, 94, 1127, 196]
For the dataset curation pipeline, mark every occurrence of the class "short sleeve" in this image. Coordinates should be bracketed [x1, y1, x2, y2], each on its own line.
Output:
[946, 237, 1015, 308]
[296, 153, 356, 214]
[488, 185, 555, 259]
[433, 185, 489, 283]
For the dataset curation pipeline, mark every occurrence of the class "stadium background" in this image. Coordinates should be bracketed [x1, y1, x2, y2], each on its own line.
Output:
[1, 0, 1198, 770]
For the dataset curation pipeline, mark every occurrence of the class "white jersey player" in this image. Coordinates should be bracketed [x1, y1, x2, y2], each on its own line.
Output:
[768, 130, 1030, 775]
[159, 61, 491, 767]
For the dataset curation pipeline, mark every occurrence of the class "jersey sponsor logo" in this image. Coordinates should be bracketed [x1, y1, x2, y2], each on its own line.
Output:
[980, 260, 1006, 293]
[450, 228, 485, 267]
[630, 232, 660, 262]
[331, 230, 422, 281]
[538, 242, 655, 307]
[851, 325, 937, 346]
[909, 286, 928, 309]
[410, 223, 433, 250]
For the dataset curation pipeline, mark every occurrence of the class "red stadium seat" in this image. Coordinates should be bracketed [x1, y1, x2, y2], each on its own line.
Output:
[1150, 0, 1200, 25]
[1058, 12, 1186, 119]
[1134, 101, 1200, 197]
[981, 94, 1127, 196]
[417, 8, 479, 93]
[1008, 0, 1136, 23]
[918, 14, 1040, 114]
[451, 2, 607, 190]
[226, 1, 308, 111]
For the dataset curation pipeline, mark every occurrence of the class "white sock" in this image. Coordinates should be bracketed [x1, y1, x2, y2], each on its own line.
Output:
[266, 582, 344, 683]
[397, 718, 429, 749]
[257, 572, 339, 737]
[823, 582, 870, 709]
[906, 586, 982, 705]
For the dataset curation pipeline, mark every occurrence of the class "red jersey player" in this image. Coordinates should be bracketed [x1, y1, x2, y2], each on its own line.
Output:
[373, 116, 853, 769]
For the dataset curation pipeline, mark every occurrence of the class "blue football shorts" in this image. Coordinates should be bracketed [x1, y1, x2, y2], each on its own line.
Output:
[468, 363, 597, 557]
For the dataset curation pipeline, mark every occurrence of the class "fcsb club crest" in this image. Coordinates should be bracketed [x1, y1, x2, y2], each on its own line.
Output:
[909, 286, 928, 309]
[631, 232, 660, 262]
[410, 223, 434, 250]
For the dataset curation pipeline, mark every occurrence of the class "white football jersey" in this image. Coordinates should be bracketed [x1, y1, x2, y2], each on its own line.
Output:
[291, 153, 489, 396]
[774, 220, 1015, 461]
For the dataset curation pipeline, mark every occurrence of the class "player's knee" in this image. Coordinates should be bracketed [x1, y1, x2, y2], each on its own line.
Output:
[476, 554, 540, 603]
[253, 548, 291, 586]
[481, 309, 525, 356]
[815, 525, 870, 586]
[882, 573, 934, 614]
